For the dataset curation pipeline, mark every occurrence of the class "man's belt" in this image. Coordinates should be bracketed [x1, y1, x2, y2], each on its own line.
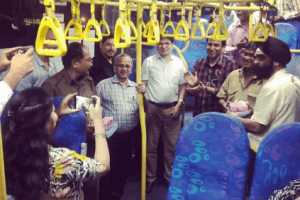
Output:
[148, 100, 178, 109]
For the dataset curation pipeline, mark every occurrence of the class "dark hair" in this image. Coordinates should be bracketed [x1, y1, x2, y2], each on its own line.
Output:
[245, 41, 258, 50]
[3, 87, 53, 200]
[206, 32, 226, 47]
[62, 42, 85, 68]
[101, 32, 114, 44]
[159, 35, 174, 44]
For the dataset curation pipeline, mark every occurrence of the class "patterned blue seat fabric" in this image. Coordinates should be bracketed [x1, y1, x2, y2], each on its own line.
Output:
[249, 123, 300, 200]
[52, 97, 86, 153]
[167, 112, 251, 200]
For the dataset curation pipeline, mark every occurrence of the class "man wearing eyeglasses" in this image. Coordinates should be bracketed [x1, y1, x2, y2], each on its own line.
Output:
[96, 53, 146, 200]
[41, 42, 99, 200]
[41, 42, 97, 98]
[141, 36, 186, 193]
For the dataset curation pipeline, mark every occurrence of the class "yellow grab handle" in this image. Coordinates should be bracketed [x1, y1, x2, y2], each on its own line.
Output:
[35, 16, 67, 57]
[191, 21, 206, 40]
[206, 22, 217, 39]
[162, 21, 175, 37]
[142, 22, 150, 38]
[251, 22, 268, 42]
[213, 21, 228, 41]
[114, 18, 131, 48]
[266, 24, 277, 37]
[65, 19, 83, 40]
[83, 19, 102, 42]
[144, 20, 160, 45]
[99, 20, 110, 36]
[174, 20, 190, 41]
[128, 21, 138, 40]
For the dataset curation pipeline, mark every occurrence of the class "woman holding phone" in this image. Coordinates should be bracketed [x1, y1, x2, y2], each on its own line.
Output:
[3, 87, 109, 200]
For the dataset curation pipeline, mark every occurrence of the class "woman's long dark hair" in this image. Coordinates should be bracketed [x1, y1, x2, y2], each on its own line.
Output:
[2, 87, 53, 200]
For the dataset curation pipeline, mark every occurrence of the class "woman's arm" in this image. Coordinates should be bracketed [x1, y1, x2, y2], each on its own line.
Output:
[89, 95, 110, 175]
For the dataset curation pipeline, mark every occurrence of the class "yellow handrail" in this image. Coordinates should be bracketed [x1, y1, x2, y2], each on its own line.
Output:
[206, 1, 228, 41]
[191, 4, 205, 40]
[250, 4, 268, 42]
[0, 125, 7, 200]
[127, 3, 138, 40]
[99, 4, 111, 36]
[174, 7, 190, 41]
[162, 8, 176, 37]
[65, 0, 83, 41]
[143, 0, 160, 45]
[114, 0, 131, 48]
[35, 0, 67, 56]
[83, 0, 103, 42]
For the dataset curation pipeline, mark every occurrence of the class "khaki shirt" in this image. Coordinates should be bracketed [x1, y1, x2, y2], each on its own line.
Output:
[216, 68, 264, 108]
[41, 68, 97, 98]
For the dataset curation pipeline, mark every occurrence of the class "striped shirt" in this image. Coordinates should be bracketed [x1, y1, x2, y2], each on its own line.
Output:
[96, 75, 138, 133]
[277, 0, 300, 20]
[192, 53, 238, 116]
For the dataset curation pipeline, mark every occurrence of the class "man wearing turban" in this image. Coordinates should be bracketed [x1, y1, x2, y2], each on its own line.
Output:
[231, 36, 300, 150]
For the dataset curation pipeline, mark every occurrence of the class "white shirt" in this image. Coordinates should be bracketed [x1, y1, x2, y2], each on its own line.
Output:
[249, 69, 299, 149]
[142, 54, 186, 103]
[0, 81, 13, 116]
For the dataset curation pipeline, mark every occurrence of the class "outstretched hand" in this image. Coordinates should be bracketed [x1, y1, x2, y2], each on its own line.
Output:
[56, 93, 80, 118]
[184, 72, 199, 87]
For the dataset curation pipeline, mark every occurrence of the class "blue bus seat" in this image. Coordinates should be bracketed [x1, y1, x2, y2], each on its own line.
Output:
[52, 97, 86, 154]
[249, 122, 300, 200]
[167, 112, 251, 200]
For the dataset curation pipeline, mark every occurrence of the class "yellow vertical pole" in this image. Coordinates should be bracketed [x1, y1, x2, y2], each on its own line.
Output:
[249, 2, 254, 41]
[136, 3, 146, 200]
[0, 126, 7, 200]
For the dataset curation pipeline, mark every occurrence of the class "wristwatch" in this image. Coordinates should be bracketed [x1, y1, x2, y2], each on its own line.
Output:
[205, 86, 208, 92]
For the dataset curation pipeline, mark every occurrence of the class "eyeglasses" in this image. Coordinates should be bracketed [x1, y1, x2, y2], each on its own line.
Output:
[116, 64, 131, 69]
[158, 42, 172, 47]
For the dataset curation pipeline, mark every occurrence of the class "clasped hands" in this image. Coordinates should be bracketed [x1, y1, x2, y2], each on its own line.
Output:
[184, 72, 206, 94]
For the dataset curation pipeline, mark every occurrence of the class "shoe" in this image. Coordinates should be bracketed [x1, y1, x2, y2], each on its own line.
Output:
[146, 181, 155, 193]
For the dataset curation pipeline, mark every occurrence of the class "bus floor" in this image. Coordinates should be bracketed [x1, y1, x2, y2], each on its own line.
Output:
[121, 106, 194, 200]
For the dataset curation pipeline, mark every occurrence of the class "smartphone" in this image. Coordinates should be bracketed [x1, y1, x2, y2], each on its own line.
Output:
[74, 96, 96, 111]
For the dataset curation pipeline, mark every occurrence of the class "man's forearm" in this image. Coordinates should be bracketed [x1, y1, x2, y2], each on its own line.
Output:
[236, 116, 265, 134]
[3, 72, 23, 91]
[178, 83, 186, 102]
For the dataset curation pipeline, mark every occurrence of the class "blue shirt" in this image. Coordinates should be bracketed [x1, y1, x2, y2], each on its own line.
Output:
[96, 75, 138, 133]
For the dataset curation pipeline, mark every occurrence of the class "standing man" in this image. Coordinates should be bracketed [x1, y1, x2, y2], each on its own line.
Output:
[225, 2, 251, 68]
[184, 38, 238, 117]
[41, 42, 96, 98]
[231, 36, 300, 150]
[0, 30, 63, 91]
[90, 33, 116, 86]
[97, 54, 145, 200]
[142, 36, 186, 193]
[41, 42, 98, 200]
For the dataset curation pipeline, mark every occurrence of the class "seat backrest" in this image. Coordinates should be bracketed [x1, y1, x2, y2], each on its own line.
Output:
[167, 112, 251, 200]
[276, 22, 298, 50]
[51, 97, 86, 153]
[249, 122, 300, 200]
